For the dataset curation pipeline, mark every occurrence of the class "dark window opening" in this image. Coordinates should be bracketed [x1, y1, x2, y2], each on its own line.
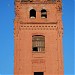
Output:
[21, 0, 32, 2]
[34, 72, 44, 75]
[33, 47, 38, 51]
[32, 35, 45, 52]
[41, 9, 47, 18]
[30, 9, 36, 18]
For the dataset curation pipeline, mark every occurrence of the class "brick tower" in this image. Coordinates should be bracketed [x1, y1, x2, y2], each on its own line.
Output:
[14, 0, 64, 75]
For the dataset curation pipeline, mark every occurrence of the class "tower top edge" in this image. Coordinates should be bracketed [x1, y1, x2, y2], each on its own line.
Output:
[15, 0, 62, 4]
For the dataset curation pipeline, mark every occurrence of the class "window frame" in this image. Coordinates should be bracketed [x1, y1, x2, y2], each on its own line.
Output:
[32, 35, 45, 53]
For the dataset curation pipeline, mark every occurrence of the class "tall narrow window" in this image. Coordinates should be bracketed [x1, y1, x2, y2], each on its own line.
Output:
[32, 35, 45, 52]
[30, 9, 36, 18]
[41, 9, 47, 18]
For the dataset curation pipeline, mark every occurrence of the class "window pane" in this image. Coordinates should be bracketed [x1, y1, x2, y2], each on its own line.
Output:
[32, 35, 45, 52]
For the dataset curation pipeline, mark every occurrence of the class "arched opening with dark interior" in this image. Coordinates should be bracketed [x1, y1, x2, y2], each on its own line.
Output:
[41, 9, 47, 18]
[30, 9, 36, 18]
[32, 35, 45, 52]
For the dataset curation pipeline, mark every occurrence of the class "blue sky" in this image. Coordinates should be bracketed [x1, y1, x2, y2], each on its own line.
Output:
[0, 0, 74, 75]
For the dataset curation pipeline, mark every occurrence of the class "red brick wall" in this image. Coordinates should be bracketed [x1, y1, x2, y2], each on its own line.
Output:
[14, 1, 64, 75]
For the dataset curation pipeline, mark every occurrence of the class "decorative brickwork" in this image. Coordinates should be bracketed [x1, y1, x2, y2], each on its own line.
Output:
[14, 0, 64, 75]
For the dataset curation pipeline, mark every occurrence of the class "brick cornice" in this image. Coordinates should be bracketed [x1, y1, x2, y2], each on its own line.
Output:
[20, 22, 57, 24]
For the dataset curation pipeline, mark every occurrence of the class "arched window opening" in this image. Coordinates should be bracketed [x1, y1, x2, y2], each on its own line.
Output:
[41, 9, 47, 18]
[32, 35, 45, 52]
[30, 9, 36, 18]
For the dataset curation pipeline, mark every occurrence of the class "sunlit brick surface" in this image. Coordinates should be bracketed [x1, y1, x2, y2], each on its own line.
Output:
[14, 0, 64, 75]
